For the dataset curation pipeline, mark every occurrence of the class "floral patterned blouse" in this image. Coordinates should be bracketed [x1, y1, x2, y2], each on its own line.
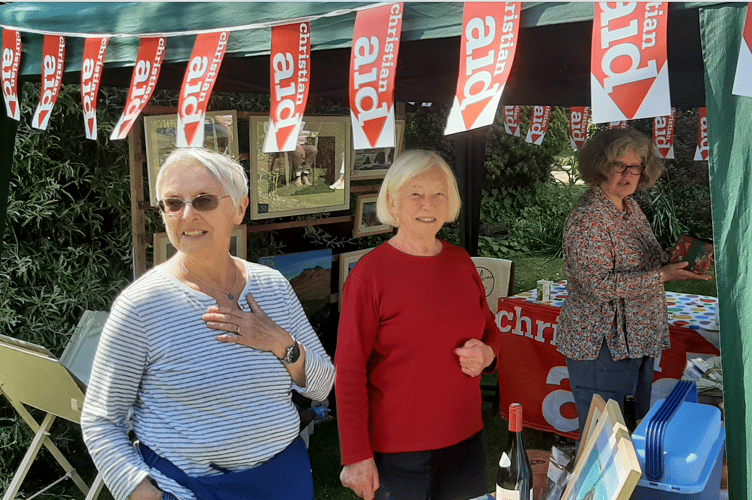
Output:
[557, 187, 669, 361]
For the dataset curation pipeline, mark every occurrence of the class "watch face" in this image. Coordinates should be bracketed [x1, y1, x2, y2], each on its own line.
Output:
[284, 340, 300, 364]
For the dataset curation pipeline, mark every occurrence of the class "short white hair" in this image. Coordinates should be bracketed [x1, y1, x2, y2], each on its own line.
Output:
[376, 149, 461, 227]
[156, 148, 248, 208]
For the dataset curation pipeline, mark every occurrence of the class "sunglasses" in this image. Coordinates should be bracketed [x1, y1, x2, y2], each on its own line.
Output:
[158, 194, 230, 213]
[611, 161, 645, 175]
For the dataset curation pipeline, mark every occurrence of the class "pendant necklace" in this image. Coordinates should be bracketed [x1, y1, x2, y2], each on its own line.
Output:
[181, 259, 239, 301]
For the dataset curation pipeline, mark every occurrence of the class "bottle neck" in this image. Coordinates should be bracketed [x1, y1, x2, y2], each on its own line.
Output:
[509, 405, 523, 433]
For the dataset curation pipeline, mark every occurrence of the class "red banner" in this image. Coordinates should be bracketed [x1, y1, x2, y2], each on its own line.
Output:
[496, 298, 719, 439]
[1, 29, 22, 120]
[81, 37, 109, 140]
[694, 107, 709, 161]
[591, 2, 671, 123]
[445, 2, 522, 135]
[31, 35, 65, 130]
[176, 31, 229, 148]
[264, 23, 311, 153]
[608, 120, 628, 129]
[525, 105, 552, 145]
[569, 106, 590, 150]
[111, 37, 166, 140]
[653, 107, 676, 159]
[503, 105, 521, 136]
[349, 3, 403, 150]
[732, 2, 752, 97]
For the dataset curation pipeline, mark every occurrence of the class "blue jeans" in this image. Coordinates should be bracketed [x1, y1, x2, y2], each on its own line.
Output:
[565, 341, 654, 436]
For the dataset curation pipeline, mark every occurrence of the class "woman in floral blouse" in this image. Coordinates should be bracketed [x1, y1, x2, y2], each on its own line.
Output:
[558, 128, 711, 436]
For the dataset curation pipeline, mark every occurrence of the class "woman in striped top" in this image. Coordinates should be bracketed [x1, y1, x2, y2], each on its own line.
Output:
[81, 148, 334, 500]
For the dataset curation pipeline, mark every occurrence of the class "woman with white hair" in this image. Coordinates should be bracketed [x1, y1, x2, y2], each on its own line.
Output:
[335, 149, 502, 500]
[81, 148, 334, 500]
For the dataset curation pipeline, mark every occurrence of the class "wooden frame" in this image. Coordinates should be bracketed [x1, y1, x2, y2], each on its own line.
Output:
[143, 110, 240, 206]
[338, 248, 374, 311]
[249, 115, 351, 220]
[153, 225, 247, 266]
[350, 119, 405, 180]
[353, 193, 392, 238]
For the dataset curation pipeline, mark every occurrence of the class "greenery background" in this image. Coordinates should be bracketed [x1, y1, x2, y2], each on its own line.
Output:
[1, 84, 715, 499]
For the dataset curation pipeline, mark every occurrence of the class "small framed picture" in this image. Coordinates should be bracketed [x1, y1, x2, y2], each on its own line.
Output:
[353, 193, 392, 238]
[153, 225, 247, 266]
[338, 248, 374, 311]
[350, 119, 405, 180]
[144, 110, 240, 206]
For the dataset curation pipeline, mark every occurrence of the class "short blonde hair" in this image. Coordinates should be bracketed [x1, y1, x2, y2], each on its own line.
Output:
[376, 149, 461, 227]
[156, 148, 249, 208]
[577, 128, 664, 190]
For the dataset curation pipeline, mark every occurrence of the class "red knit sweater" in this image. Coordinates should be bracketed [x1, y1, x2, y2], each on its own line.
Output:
[335, 241, 503, 465]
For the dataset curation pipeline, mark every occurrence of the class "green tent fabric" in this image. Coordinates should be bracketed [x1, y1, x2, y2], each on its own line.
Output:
[701, 4, 752, 498]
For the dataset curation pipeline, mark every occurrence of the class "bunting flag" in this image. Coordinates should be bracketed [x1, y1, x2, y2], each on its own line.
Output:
[608, 120, 628, 129]
[653, 107, 676, 159]
[694, 107, 709, 161]
[525, 105, 552, 145]
[263, 22, 311, 153]
[591, 2, 671, 123]
[445, 2, 522, 135]
[349, 3, 403, 150]
[111, 37, 166, 140]
[569, 106, 590, 150]
[81, 37, 109, 140]
[503, 105, 521, 136]
[1, 29, 22, 120]
[31, 35, 65, 130]
[176, 31, 229, 148]
[732, 3, 752, 97]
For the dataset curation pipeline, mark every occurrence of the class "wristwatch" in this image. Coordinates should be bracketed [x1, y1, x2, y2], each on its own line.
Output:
[280, 339, 300, 365]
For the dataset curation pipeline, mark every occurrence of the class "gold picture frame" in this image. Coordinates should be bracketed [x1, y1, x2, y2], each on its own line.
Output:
[153, 225, 247, 266]
[249, 115, 351, 220]
[350, 119, 405, 180]
[353, 193, 392, 238]
[338, 248, 374, 311]
[144, 110, 240, 206]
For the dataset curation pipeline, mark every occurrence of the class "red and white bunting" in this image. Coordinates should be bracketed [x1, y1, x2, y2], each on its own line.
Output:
[732, 3, 752, 97]
[264, 23, 311, 153]
[608, 120, 628, 129]
[694, 107, 709, 161]
[653, 107, 676, 159]
[445, 2, 522, 135]
[111, 37, 166, 141]
[591, 2, 671, 123]
[1, 29, 22, 120]
[176, 31, 229, 148]
[569, 106, 590, 150]
[503, 105, 521, 136]
[525, 105, 552, 145]
[349, 3, 403, 150]
[81, 37, 109, 140]
[31, 35, 65, 130]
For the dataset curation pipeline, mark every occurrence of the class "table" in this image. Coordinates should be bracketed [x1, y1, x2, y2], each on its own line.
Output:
[495, 281, 720, 439]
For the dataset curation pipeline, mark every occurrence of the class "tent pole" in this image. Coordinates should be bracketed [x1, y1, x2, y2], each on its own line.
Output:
[451, 127, 488, 257]
[0, 110, 19, 259]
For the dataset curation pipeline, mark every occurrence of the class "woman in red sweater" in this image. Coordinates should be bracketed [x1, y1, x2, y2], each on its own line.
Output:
[336, 149, 503, 500]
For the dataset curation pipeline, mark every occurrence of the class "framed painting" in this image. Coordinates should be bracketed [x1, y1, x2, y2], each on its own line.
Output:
[350, 119, 405, 180]
[153, 225, 247, 266]
[249, 115, 351, 220]
[257, 249, 333, 322]
[353, 193, 392, 238]
[338, 248, 374, 311]
[143, 110, 240, 206]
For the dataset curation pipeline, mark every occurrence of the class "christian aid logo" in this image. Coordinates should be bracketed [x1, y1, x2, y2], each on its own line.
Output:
[82, 39, 108, 137]
[596, 3, 663, 117]
[271, 50, 301, 147]
[695, 115, 709, 160]
[654, 115, 674, 152]
[180, 55, 212, 143]
[352, 35, 389, 143]
[527, 106, 549, 144]
[34, 37, 65, 128]
[504, 106, 520, 136]
[458, 16, 500, 128]
[570, 109, 588, 144]
[2, 41, 20, 118]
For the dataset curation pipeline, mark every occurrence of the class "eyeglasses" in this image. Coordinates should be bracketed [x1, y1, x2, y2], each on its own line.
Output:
[158, 194, 230, 214]
[611, 161, 645, 175]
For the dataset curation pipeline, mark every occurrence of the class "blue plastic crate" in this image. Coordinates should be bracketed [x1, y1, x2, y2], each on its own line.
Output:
[631, 381, 725, 499]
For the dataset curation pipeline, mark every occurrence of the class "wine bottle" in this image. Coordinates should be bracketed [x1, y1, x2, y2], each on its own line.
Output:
[496, 403, 534, 500]
[624, 394, 637, 433]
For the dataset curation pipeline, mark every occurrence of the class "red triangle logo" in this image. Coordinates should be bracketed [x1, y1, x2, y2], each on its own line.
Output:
[276, 125, 295, 151]
[461, 98, 492, 130]
[362, 116, 388, 147]
[184, 122, 201, 146]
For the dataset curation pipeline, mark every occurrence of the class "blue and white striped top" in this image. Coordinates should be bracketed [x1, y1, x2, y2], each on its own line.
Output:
[81, 262, 335, 500]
